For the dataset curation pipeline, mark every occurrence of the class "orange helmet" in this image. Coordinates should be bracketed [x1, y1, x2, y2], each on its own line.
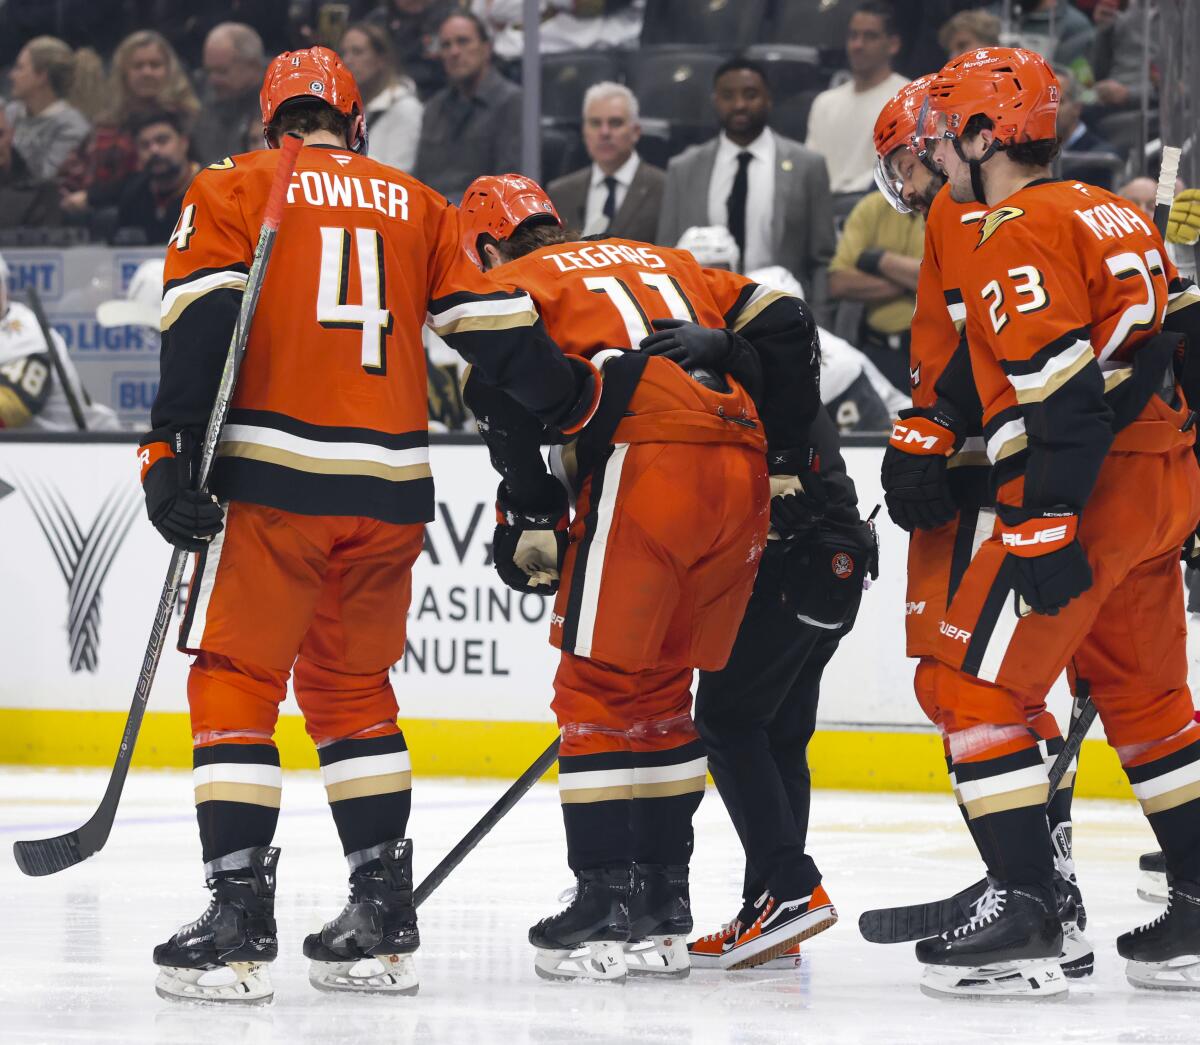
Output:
[873, 74, 936, 214]
[920, 47, 1060, 150]
[460, 174, 562, 267]
[260, 46, 366, 152]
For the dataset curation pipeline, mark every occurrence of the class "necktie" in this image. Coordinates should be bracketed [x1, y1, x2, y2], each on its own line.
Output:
[602, 175, 619, 227]
[726, 151, 752, 270]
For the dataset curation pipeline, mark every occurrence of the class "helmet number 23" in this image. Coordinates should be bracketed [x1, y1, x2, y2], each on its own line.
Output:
[316, 226, 394, 374]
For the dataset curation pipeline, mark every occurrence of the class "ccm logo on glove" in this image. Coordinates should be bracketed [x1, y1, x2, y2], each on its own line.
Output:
[889, 416, 956, 455]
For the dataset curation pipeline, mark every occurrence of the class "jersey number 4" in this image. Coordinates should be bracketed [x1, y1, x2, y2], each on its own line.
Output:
[317, 226, 395, 375]
[584, 272, 698, 347]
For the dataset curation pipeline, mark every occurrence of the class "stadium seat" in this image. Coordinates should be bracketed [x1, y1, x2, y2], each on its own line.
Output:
[744, 44, 826, 100]
[640, 0, 770, 48]
[770, 89, 820, 143]
[540, 51, 626, 123]
[766, 0, 856, 53]
[627, 47, 727, 128]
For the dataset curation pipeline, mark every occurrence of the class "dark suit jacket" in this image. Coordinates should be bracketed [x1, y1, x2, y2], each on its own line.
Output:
[655, 130, 836, 320]
[546, 157, 666, 243]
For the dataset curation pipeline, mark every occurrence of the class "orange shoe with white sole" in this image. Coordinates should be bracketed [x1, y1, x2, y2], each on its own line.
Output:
[688, 920, 803, 970]
[720, 885, 837, 970]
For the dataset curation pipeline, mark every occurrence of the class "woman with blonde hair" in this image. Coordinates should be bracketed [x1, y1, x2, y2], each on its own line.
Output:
[4, 36, 93, 180]
[339, 22, 423, 172]
[61, 30, 200, 209]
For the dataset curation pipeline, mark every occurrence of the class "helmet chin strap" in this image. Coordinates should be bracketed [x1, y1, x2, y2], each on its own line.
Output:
[952, 136, 1000, 206]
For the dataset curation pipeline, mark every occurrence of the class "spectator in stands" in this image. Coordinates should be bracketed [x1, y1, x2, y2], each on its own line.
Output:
[366, 0, 460, 100]
[827, 186, 924, 394]
[3, 37, 92, 181]
[805, 1, 908, 196]
[938, 8, 1001, 58]
[112, 110, 198, 245]
[545, 82, 663, 241]
[1087, 0, 1156, 143]
[656, 57, 836, 317]
[1057, 67, 1120, 190]
[414, 12, 523, 202]
[469, 0, 643, 64]
[60, 30, 200, 216]
[986, 0, 1094, 66]
[191, 23, 267, 164]
[0, 106, 62, 229]
[339, 22, 423, 172]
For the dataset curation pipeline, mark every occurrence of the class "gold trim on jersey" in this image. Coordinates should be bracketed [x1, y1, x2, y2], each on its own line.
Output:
[430, 310, 539, 337]
[1009, 340, 1094, 405]
[0, 387, 32, 427]
[218, 441, 433, 482]
[731, 287, 790, 332]
[1167, 283, 1200, 315]
[161, 270, 250, 331]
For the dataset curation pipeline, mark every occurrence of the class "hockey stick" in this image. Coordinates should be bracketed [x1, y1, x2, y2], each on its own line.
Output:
[413, 735, 560, 908]
[12, 133, 304, 878]
[26, 285, 87, 431]
[858, 686, 1097, 944]
[1155, 145, 1182, 240]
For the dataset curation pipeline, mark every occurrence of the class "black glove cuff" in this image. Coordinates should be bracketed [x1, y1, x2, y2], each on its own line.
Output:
[767, 446, 818, 476]
[496, 476, 567, 527]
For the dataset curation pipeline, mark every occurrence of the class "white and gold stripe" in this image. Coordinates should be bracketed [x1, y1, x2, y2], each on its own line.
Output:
[958, 763, 1049, 819]
[632, 756, 708, 799]
[161, 269, 249, 331]
[1131, 759, 1200, 815]
[1039, 740, 1077, 792]
[321, 749, 412, 803]
[427, 294, 539, 337]
[217, 423, 431, 481]
[985, 418, 1028, 463]
[1007, 338, 1094, 405]
[731, 286, 790, 332]
[180, 518, 228, 651]
[573, 442, 629, 659]
[558, 765, 634, 805]
[193, 760, 282, 808]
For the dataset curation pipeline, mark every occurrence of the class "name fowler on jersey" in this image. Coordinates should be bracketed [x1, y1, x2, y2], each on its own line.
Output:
[541, 242, 667, 274]
[285, 168, 410, 221]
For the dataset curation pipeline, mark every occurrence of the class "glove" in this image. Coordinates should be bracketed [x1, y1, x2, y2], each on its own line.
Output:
[138, 430, 224, 552]
[639, 318, 734, 371]
[492, 477, 569, 596]
[781, 517, 878, 629]
[999, 505, 1092, 616]
[766, 447, 821, 541]
[880, 403, 964, 532]
[1167, 188, 1200, 246]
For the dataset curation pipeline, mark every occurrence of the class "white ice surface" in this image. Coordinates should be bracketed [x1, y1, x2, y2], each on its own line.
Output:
[3, 769, 1200, 1044]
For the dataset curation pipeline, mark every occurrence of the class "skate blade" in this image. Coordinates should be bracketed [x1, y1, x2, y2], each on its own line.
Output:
[920, 959, 1067, 1000]
[624, 936, 691, 979]
[308, 954, 418, 995]
[533, 940, 627, 983]
[723, 906, 837, 970]
[1125, 954, 1200, 991]
[1137, 871, 1169, 904]
[154, 962, 273, 1005]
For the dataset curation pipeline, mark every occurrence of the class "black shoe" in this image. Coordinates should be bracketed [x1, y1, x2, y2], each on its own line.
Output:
[1119, 878, 1200, 990]
[625, 863, 692, 977]
[303, 838, 420, 994]
[530, 867, 631, 981]
[153, 846, 279, 1004]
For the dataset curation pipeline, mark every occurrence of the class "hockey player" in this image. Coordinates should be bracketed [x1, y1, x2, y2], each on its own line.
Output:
[0, 252, 120, 431]
[871, 77, 1092, 975]
[912, 47, 1200, 997]
[459, 174, 822, 981]
[143, 49, 601, 1003]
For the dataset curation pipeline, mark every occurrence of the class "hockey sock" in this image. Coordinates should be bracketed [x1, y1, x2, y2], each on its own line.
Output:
[630, 737, 708, 866]
[951, 730, 1054, 886]
[1121, 725, 1200, 882]
[945, 751, 971, 827]
[558, 748, 634, 872]
[192, 741, 282, 875]
[317, 729, 412, 867]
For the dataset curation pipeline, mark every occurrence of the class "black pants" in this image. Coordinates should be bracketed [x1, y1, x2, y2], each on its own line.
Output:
[695, 542, 860, 907]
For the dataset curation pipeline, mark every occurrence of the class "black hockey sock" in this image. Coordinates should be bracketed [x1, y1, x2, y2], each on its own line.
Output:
[193, 742, 282, 873]
[1126, 735, 1200, 882]
[630, 738, 708, 866]
[947, 753, 971, 827]
[955, 744, 1055, 887]
[559, 748, 634, 872]
[317, 731, 412, 865]
[1043, 735, 1076, 835]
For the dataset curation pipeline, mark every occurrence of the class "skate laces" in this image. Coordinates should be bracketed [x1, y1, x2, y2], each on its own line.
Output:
[950, 886, 1006, 938]
[556, 884, 578, 905]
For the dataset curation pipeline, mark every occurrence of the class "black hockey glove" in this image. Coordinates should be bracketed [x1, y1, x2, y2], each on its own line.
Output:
[768, 447, 859, 541]
[781, 516, 878, 630]
[493, 476, 569, 597]
[138, 429, 224, 552]
[880, 402, 964, 532]
[998, 505, 1091, 617]
[639, 318, 734, 369]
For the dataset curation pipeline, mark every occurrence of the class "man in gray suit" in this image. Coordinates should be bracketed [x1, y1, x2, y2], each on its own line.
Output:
[546, 82, 665, 243]
[656, 57, 836, 319]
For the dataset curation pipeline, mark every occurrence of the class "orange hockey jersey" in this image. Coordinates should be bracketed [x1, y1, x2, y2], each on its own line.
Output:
[154, 145, 596, 524]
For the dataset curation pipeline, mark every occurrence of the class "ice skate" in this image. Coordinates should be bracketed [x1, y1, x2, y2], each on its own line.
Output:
[624, 863, 692, 978]
[1119, 878, 1200, 991]
[916, 880, 1066, 999]
[1138, 851, 1169, 904]
[529, 867, 631, 983]
[721, 883, 837, 970]
[1051, 827, 1092, 978]
[303, 838, 420, 995]
[153, 846, 279, 1005]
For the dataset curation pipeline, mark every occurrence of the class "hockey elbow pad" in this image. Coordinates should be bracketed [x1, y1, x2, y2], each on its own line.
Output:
[880, 403, 963, 532]
[556, 355, 603, 436]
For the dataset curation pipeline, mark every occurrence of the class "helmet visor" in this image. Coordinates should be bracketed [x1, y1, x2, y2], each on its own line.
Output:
[874, 153, 911, 215]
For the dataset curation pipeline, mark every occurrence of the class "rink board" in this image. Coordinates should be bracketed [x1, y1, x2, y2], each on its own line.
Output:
[0, 439, 1132, 797]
